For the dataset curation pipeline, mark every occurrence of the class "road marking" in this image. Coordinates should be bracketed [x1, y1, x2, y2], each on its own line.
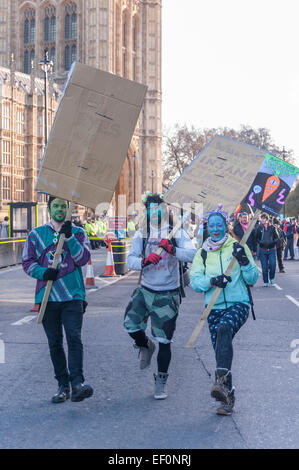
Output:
[0, 337, 4, 363]
[274, 284, 283, 291]
[0, 299, 33, 303]
[285, 295, 299, 308]
[11, 315, 37, 325]
[0, 266, 22, 275]
[87, 270, 135, 293]
[94, 277, 111, 284]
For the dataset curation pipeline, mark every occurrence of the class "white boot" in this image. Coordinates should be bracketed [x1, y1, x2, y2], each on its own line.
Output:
[154, 372, 168, 400]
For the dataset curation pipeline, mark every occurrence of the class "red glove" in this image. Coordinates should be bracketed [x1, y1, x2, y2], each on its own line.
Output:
[159, 239, 176, 255]
[142, 253, 161, 268]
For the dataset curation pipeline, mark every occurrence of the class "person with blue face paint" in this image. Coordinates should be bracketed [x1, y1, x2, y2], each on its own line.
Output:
[190, 207, 259, 415]
[124, 192, 196, 400]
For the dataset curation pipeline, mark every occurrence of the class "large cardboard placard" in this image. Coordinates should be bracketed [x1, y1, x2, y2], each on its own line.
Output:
[164, 136, 267, 215]
[244, 153, 299, 216]
[36, 62, 147, 209]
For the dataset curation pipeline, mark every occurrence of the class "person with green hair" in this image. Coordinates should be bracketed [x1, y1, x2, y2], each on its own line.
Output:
[124, 192, 196, 400]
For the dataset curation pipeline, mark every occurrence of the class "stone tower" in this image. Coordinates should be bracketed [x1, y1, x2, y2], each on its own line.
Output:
[0, 0, 162, 214]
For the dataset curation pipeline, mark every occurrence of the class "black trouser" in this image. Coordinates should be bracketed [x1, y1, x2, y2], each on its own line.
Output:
[284, 238, 294, 259]
[42, 300, 85, 387]
[276, 246, 284, 271]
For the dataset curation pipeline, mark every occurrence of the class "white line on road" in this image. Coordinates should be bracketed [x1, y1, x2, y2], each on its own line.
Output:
[0, 266, 22, 275]
[0, 299, 33, 303]
[274, 284, 283, 291]
[87, 270, 135, 293]
[285, 295, 299, 308]
[11, 315, 37, 325]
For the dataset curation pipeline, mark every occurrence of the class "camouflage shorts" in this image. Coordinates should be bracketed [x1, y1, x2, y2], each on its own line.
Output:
[124, 286, 180, 343]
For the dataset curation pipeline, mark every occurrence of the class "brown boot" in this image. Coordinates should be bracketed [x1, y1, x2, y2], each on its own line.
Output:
[210, 368, 235, 415]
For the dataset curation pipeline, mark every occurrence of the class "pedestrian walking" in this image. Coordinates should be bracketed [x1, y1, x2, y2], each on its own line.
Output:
[284, 218, 296, 260]
[22, 197, 93, 404]
[124, 192, 196, 400]
[273, 219, 286, 273]
[190, 206, 259, 415]
[256, 212, 278, 286]
[233, 212, 257, 257]
[0, 216, 9, 238]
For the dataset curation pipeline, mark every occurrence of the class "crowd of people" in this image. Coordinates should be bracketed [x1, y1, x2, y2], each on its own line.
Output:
[231, 212, 299, 286]
[21, 194, 298, 417]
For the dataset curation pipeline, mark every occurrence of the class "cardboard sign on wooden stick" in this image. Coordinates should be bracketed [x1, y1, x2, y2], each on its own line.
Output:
[36, 62, 147, 210]
[164, 136, 266, 215]
[35, 63, 147, 323]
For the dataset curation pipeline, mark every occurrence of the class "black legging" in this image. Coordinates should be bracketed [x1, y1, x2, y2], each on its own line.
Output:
[129, 331, 171, 373]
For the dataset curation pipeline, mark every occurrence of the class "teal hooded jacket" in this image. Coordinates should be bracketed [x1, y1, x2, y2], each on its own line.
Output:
[190, 235, 259, 310]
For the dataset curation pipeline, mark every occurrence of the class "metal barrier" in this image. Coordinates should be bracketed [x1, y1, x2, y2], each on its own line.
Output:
[0, 238, 26, 268]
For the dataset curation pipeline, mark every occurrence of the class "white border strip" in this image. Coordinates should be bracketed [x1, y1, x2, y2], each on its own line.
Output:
[11, 315, 37, 325]
[285, 295, 299, 308]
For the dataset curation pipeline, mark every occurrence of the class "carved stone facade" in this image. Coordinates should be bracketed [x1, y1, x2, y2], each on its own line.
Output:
[0, 0, 162, 217]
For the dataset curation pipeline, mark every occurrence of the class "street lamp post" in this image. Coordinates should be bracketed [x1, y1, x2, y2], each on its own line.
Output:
[39, 50, 53, 143]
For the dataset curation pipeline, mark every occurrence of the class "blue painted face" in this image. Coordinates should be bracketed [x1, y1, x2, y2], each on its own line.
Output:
[207, 214, 227, 241]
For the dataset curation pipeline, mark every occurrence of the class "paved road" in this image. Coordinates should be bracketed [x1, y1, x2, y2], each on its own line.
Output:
[0, 252, 298, 449]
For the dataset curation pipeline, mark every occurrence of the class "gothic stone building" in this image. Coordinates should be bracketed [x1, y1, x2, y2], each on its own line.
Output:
[0, 0, 162, 219]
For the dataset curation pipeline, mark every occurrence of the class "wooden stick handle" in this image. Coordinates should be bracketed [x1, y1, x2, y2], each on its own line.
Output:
[37, 203, 74, 324]
[186, 209, 261, 348]
[155, 212, 191, 256]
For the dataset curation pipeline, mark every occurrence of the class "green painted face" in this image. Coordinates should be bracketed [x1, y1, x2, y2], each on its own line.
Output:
[49, 198, 68, 222]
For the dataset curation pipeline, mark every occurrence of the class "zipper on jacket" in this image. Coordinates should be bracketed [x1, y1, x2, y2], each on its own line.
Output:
[219, 251, 228, 309]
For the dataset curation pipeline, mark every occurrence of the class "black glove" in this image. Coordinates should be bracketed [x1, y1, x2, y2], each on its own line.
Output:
[210, 274, 232, 289]
[43, 267, 58, 281]
[60, 221, 72, 238]
[233, 242, 250, 266]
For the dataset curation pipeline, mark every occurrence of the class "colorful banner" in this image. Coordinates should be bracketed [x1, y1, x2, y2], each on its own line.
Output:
[245, 153, 299, 216]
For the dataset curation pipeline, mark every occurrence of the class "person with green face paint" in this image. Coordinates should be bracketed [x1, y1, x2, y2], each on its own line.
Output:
[22, 196, 93, 404]
[190, 206, 259, 415]
[124, 192, 196, 400]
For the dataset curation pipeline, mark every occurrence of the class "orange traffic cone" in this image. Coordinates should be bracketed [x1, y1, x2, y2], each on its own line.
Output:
[85, 258, 97, 288]
[104, 240, 117, 277]
[30, 304, 39, 312]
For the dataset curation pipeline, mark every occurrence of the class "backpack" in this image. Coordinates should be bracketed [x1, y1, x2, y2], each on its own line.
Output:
[200, 247, 256, 320]
[139, 227, 189, 302]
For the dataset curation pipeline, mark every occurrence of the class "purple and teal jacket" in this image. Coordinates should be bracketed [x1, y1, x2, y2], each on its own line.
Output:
[22, 222, 90, 303]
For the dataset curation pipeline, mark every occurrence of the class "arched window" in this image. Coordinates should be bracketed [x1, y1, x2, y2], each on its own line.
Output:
[44, 16, 49, 41]
[71, 44, 76, 64]
[64, 2, 77, 70]
[51, 47, 56, 72]
[24, 50, 30, 74]
[44, 6, 56, 72]
[65, 14, 70, 39]
[24, 9, 35, 74]
[24, 19, 29, 44]
[51, 16, 56, 41]
[72, 13, 77, 39]
[30, 18, 35, 43]
[30, 49, 35, 70]
[65, 45, 70, 70]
